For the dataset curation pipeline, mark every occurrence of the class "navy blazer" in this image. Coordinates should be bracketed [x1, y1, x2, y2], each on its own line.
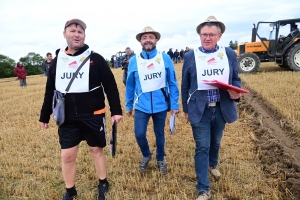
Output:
[181, 47, 241, 124]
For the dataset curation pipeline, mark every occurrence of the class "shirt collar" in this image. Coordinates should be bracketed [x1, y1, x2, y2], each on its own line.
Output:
[199, 45, 219, 53]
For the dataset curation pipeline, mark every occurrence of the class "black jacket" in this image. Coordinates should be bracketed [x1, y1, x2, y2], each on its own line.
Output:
[39, 44, 122, 123]
[179, 50, 184, 57]
[167, 50, 174, 58]
[173, 51, 179, 57]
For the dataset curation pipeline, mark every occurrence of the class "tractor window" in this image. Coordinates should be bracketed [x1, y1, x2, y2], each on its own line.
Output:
[257, 23, 276, 40]
[278, 25, 291, 38]
[278, 23, 300, 38]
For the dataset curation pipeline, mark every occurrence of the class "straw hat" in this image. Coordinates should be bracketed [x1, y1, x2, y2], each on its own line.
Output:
[136, 26, 161, 41]
[196, 16, 226, 34]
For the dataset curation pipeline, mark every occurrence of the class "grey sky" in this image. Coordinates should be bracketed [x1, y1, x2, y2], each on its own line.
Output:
[0, 0, 299, 62]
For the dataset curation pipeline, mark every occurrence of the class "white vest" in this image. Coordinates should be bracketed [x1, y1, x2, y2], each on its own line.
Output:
[136, 51, 166, 93]
[194, 46, 229, 90]
[56, 48, 91, 93]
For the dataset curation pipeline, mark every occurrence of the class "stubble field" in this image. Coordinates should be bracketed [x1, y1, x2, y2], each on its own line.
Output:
[0, 63, 299, 199]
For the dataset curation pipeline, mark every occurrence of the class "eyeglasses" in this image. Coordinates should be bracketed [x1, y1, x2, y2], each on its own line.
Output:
[199, 33, 218, 38]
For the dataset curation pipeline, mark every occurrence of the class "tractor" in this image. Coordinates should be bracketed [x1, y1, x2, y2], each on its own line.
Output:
[236, 18, 300, 73]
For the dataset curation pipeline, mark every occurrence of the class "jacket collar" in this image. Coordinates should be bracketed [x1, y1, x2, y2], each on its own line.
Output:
[141, 47, 157, 59]
[56, 44, 89, 56]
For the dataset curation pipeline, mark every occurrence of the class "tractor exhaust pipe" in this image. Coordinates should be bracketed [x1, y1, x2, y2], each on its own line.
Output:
[252, 23, 256, 42]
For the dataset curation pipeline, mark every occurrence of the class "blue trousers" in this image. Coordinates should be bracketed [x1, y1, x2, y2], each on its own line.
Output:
[134, 109, 167, 161]
[190, 105, 226, 192]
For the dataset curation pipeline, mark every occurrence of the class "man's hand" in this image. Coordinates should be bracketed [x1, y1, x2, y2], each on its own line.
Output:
[111, 115, 123, 125]
[40, 122, 49, 129]
[171, 110, 180, 115]
[228, 90, 241, 99]
[184, 112, 189, 122]
[126, 110, 133, 117]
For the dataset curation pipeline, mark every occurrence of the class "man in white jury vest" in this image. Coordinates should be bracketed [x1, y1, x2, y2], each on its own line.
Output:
[181, 16, 242, 200]
[125, 26, 179, 174]
[39, 18, 123, 200]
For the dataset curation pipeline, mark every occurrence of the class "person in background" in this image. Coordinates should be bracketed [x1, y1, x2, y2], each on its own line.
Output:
[39, 18, 123, 200]
[167, 48, 174, 60]
[110, 55, 114, 68]
[173, 49, 179, 64]
[181, 16, 241, 200]
[121, 47, 135, 85]
[179, 49, 185, 63]
[41, 52, 53, 76]
[113, 55, 118, 69]
[278, 24, 299, 50]
[14, 62, 27, 87]
[184, 46, 190, 54]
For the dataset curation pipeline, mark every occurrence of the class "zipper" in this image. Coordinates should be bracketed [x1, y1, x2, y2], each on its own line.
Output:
[72, 94, 77, 114]
[145, 52, 153, 113]
[150, 92, 153, 113]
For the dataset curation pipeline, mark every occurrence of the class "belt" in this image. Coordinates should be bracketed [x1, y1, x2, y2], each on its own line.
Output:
[207, 102, 220, 107]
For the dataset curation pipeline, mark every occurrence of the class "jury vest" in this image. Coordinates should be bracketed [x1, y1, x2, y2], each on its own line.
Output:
[55, 48, 91, 93]
[194, 46, 229, 90]
[136, 51, 166, 93]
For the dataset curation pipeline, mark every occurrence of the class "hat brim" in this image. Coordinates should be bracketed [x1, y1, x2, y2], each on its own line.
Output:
[196, 21, 225, 34]
[136, 31, 161, 41]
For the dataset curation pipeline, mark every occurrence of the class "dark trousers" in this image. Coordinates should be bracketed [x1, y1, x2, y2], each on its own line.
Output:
[122, 69, 128, 85]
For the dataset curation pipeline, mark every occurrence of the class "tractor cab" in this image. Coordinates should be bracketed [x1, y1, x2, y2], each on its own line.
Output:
[236, 18, 300, 73]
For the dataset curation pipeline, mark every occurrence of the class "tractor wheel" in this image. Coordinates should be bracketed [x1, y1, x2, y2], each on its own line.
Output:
[237, 53, 260, 73]
[286, 43, 300, 71]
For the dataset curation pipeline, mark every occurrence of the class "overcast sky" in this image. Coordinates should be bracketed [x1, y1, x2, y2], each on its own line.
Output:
[0, 0, 299, 62]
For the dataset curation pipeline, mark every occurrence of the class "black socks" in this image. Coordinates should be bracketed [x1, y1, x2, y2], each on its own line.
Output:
[66, 185, 77, 196]
[99, 178, 108, 185]
[66, 180, 107, 196]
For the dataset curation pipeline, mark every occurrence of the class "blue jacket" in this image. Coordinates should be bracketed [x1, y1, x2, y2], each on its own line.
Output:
[126, 48, 179, 113]
[181, 47, 241, 123]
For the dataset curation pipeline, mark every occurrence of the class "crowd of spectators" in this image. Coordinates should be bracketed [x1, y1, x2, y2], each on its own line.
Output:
[167, 47, 190, 64]
[109, 46, 190, 68]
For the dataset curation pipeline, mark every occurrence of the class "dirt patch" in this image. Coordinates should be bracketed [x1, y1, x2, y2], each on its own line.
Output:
[241, 92, 300, 199]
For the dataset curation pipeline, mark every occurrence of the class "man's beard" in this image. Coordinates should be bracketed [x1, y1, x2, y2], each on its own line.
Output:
[142, 42, 156, 52]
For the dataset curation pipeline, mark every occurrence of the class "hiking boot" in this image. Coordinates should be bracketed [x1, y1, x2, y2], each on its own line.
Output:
[139, 156, 152, 171]
[97, 182, 109, 200]
[196, 191, 211, 200]
[62, 192, 77, 200]
[157, 160, 168, 174]
[209, 166, 221, 181]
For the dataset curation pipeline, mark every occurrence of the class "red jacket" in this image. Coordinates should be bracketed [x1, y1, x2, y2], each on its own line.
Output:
[14, 66, 27, 79]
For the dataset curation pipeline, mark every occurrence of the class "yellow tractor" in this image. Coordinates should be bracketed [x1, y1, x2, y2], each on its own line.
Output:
[236, 18, 300, 73]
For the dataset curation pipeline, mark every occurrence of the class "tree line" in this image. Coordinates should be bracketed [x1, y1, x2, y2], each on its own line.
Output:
[0, 52, 44, 78]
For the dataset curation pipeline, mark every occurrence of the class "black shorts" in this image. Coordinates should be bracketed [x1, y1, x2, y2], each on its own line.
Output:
[58, 114, 107, 149]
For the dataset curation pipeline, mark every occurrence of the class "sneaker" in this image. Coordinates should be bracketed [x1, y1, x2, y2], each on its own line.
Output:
[139, 156, 152, 171]
[157, 160, 168, 174]
[62, 192, 77, 200]
[97, 182, 109, 200]
[196, 191, 211, 200]
[209, 166, 221, 181]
